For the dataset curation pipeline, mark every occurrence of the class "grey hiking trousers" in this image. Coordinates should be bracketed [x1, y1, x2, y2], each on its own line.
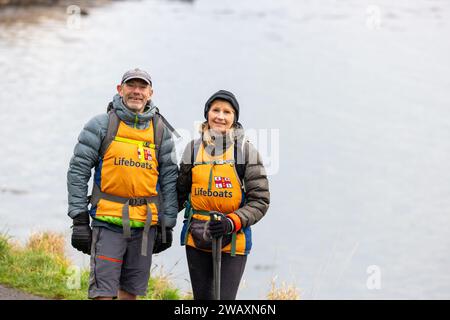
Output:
[88, 226, 156, 299]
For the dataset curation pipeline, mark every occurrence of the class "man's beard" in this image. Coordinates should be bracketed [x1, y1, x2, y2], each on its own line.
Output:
[124, 95, 146, 111]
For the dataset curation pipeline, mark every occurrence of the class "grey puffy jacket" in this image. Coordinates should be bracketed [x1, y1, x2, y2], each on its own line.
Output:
[67, 94, 179, 228]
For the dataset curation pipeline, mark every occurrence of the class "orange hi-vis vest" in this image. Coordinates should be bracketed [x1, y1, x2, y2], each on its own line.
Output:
[182, 141, 252, 256]
[93, 120, 159, 223]
[88, 107, 180, 256]
[89, 117, 162, 256]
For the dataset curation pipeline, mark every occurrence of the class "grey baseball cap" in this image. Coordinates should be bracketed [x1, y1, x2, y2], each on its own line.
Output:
[121, 68, 152, 85]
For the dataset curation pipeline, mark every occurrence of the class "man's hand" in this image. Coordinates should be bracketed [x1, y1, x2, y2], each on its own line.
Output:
[71, 212, 92, 255]
[153, 227, 173, 254]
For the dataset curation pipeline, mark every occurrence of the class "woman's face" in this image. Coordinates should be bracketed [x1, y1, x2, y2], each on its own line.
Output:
[207, 100, 235, 134]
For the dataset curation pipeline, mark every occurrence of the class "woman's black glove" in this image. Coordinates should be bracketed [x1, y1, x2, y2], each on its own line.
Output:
[153, 227, 173, 254]
[71, 212, 92, 255]
[208, 212, 234, 238]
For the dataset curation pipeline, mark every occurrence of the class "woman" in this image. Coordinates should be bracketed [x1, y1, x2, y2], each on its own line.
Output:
[177, 90, 270, 300]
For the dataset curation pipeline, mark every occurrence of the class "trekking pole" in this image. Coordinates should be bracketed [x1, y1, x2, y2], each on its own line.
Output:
[210, 212, 222, 300]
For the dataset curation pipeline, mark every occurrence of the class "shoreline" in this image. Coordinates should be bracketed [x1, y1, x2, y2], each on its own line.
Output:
[0, 0, 111, 8]
[0, 0, 118, 25]
[0, 284, 48, 300]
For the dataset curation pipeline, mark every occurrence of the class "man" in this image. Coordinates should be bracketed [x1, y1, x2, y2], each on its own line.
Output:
[67, 68, 178, 300]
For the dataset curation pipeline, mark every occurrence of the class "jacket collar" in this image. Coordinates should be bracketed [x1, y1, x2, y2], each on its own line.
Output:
[111, 94, 156, 125]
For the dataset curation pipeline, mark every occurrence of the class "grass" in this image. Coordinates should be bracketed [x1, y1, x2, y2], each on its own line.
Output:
[0, 231, 299, 300]
[143, 265, 189, 300]
[266, 276, 300, 300]
[0, 231, 185, 300]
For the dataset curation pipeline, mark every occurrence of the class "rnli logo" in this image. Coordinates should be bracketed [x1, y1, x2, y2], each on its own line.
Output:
[137, 148, 152, 161]
[214, 176, 232, 189]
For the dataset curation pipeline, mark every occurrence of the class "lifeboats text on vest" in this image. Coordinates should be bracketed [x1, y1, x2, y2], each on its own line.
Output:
[193, 187, 233, 198]
[113, 157, 153, 170]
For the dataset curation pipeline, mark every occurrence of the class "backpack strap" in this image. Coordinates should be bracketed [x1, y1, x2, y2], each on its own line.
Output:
[153, 108, 181, 162]
[150, 110, 165, 240]
[235, 138, 247, 183]
[100, 109, 120, 158]
[153, 113, 164, 162]
[191, 139, 203, 165]
[106, 101, 114, 113]
[155, 109, 181, 138]
[151, 108, 179, 242]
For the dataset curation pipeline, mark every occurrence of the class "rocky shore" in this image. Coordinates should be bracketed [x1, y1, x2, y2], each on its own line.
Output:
[0, 0, 61, 6]
[0, 0, 115, 24]
[0, 0, 109, 8]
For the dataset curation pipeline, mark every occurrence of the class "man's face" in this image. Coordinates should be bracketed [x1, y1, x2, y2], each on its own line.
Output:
[117, 79, 153, 113]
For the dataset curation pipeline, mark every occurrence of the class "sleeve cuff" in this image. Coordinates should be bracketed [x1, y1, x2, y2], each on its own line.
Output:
[226, 213, 242, 232]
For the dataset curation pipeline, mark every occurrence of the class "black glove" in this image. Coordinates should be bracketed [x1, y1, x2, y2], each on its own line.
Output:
[153, 227, 173, 254]
[71, 212, 92, 255]
[208, 213, 234, 239]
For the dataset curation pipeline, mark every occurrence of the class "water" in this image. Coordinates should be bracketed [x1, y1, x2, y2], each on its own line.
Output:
[0, 0, 449, 299]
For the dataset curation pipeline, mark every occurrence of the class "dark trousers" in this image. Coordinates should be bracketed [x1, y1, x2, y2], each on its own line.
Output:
[186, 245, 247, 300]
